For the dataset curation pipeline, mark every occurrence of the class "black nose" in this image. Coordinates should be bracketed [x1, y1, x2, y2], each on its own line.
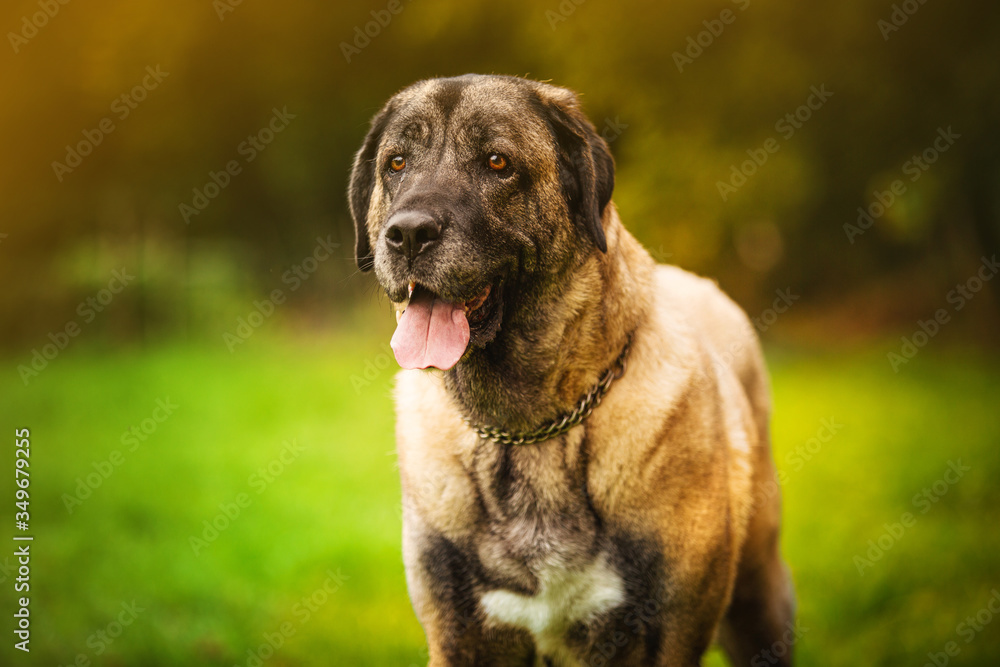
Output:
[384, 211, 441, 261]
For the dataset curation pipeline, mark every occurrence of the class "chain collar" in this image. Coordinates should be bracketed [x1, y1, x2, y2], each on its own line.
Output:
[462, 334, 633, 446]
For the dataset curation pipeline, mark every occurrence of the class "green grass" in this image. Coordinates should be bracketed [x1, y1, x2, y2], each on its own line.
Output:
[1, 332, 998, 666]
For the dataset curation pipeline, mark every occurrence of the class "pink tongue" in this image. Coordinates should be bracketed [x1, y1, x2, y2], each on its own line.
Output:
[390, 290, 470, 370]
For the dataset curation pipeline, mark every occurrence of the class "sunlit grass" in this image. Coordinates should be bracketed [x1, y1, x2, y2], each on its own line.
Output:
[1, 334, 997, 665]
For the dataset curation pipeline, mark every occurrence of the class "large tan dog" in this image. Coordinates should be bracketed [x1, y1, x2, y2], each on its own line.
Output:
[349, 74, 794, 666]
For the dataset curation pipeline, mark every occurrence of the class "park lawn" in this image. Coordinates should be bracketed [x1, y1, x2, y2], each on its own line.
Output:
[1, 330, 998, 666]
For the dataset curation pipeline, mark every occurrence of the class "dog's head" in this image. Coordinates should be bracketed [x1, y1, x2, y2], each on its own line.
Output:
[349, 74, 614, 370]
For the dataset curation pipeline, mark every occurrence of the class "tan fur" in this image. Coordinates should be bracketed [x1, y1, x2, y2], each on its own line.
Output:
[394, 209, 792, 665]
[352, 74, 793, 666]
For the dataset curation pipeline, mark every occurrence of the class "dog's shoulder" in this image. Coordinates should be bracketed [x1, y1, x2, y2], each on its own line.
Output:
[583, 262, 761, 518]
[651, 263, 770, 416]
[651, 264, 756, 355]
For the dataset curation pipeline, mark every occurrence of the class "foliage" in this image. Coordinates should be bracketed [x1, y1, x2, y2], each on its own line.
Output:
[1, 0, 998, 343]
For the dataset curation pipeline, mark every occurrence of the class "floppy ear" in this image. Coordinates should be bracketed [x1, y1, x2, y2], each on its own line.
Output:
[348, 103, 394, 272]
[538, 88, 615, 253]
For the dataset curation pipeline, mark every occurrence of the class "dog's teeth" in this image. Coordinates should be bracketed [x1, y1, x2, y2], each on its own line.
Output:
[408, 281, 415, 298]
[396, 309, 402, 324]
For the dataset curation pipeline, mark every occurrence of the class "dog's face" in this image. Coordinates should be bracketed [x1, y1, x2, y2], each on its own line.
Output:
[349, 74, 614, 370]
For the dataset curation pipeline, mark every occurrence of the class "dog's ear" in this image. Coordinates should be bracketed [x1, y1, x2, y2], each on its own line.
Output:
[537, 87, 615, 253]
[348, 103, 394, 272]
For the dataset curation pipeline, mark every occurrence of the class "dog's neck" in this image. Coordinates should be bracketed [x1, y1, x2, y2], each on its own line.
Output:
[445, 207, 656, 433]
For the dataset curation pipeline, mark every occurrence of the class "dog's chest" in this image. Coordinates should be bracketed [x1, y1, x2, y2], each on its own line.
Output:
[480, 552, 624, 662]
[470, 437, 626, 658]
[470, 435, 598, 566]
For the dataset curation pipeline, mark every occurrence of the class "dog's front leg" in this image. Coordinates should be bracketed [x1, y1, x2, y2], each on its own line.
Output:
[403, 514, 537, 666]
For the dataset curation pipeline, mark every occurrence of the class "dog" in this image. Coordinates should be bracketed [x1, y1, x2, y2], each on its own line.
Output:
[349, 74, 794, 666]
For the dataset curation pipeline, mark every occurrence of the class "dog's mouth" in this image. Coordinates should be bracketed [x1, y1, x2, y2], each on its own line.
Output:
[390, 278, 504, 370]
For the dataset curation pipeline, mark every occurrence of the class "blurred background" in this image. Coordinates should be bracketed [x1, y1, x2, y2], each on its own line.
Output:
[1, 0, 998, 664]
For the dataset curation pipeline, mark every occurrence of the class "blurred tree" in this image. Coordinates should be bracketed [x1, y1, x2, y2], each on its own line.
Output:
[0, 0, 996, 344]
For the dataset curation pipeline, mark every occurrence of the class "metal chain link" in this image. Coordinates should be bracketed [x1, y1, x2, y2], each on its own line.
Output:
[463, 335, 633, 446]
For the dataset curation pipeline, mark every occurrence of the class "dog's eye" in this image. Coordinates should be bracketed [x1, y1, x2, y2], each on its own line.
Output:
[487, 154, 508, 172]
[389, 155, 406, 172]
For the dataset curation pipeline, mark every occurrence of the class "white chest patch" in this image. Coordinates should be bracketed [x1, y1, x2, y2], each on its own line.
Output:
[479, 554, 625, 658]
